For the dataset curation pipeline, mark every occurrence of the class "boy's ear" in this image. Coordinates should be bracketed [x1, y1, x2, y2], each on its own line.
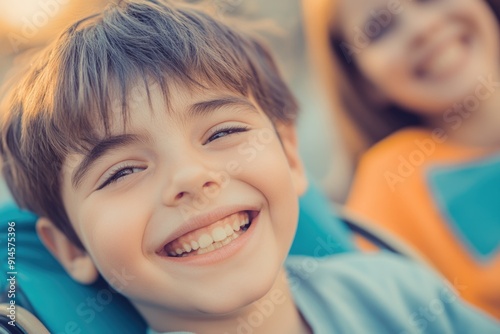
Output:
[276, 122, 308, 196]
[36, 217, 99, 285]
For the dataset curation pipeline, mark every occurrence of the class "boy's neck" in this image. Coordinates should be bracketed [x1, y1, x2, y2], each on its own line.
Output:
[143, 269, 311, 334]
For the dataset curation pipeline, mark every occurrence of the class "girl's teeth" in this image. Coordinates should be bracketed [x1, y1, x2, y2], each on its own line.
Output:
[191, 240, 199, 250]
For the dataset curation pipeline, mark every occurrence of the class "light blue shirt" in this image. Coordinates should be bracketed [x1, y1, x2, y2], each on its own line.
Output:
[287, 253, 499, 333]
[149, 253, 500, 333]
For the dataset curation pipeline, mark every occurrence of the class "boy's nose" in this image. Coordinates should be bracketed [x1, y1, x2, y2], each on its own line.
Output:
[161, 158, 221, 206]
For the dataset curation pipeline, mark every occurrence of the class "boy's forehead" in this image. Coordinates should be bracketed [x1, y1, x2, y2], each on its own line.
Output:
[104, 80, 262, 132]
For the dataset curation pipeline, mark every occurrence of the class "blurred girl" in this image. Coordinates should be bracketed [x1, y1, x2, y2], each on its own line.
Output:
[304, 0, 500, 318]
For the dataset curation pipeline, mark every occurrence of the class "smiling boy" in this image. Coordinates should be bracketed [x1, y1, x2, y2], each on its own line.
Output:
[58, 76, 310, 332]
[1, 0, 499, 333]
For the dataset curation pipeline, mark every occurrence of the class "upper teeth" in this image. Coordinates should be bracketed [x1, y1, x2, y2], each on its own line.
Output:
[166, 211, 250, 256]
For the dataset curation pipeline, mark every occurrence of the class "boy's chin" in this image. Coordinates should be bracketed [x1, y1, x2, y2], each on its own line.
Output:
[188, 266, 287, 318]
[133, 270, 283, 328]
[192, 270, 283, 316]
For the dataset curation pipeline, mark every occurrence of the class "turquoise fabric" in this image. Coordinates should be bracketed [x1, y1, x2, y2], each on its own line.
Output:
[0, 182, 354, 333]
[290, 181, 355, 256]
[0, 203, 147, 334]
[427, 154, 500, 262]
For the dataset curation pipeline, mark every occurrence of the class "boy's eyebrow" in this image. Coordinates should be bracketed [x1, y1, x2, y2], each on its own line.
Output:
[71, 134, 145, 189]
[188, 97, 258, 117]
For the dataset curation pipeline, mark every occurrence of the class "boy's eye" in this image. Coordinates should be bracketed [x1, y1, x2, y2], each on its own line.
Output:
[205, 125, 249, 144]
[98, 166, 145, 190]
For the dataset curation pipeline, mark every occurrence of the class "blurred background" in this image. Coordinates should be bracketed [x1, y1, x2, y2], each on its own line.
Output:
[0, 0, 350, 203]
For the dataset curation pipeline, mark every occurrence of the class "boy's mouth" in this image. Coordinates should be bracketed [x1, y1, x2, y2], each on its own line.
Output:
[160, 210, 258, 258]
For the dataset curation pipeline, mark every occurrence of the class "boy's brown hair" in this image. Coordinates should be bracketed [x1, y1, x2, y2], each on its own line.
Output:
[0, 0, 298, 249]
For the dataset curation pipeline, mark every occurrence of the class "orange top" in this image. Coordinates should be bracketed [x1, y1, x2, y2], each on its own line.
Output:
[346, 127, 500, 319]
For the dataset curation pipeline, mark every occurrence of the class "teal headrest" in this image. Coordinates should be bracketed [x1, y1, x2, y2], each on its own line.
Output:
[0, 182, 354, 333]
[0, 203, 147, 334]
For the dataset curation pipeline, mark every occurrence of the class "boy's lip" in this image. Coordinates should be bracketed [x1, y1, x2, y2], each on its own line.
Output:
[155, 205, 260, 254]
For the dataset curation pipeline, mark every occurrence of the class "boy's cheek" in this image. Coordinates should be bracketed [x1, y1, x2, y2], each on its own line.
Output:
[235, 128, 276, 163]
[233, 130, 284, 170]
[76, 205, 145, 286]
[85, 235, 143, 294]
